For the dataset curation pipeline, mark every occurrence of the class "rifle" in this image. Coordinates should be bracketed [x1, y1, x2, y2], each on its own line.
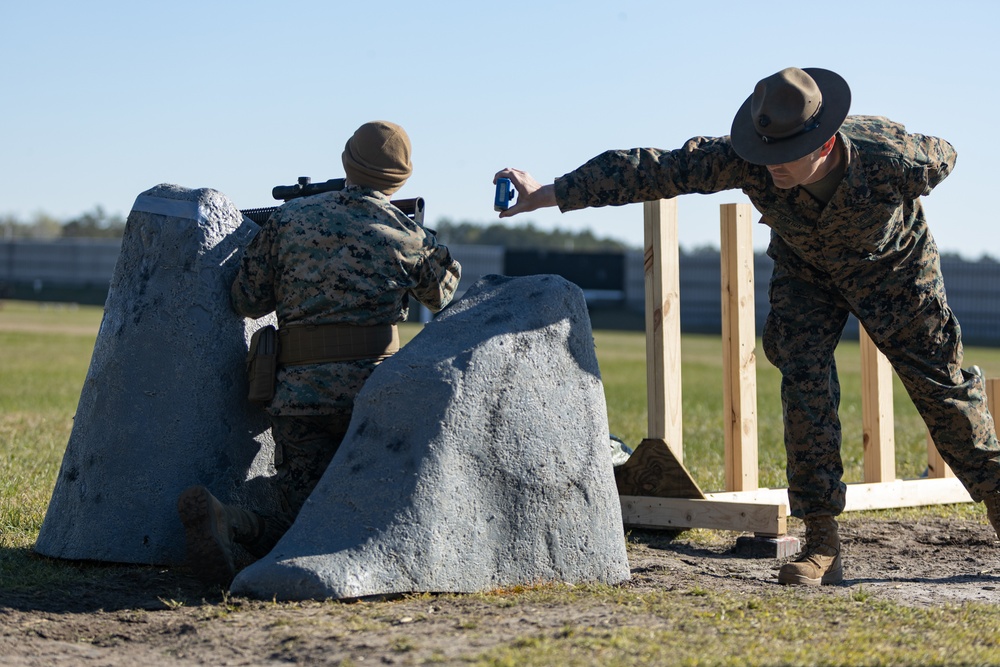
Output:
[240, 176, 425, 226]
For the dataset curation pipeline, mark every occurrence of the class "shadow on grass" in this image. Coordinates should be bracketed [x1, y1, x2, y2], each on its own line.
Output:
[625, 527, 756, 560]
[0, 545, 226, 613]
[842, 573, 1000, 588]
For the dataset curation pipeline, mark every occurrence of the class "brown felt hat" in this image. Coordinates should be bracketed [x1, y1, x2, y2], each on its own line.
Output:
[342, 121, 413, 195]
[730, 67, 851, 166]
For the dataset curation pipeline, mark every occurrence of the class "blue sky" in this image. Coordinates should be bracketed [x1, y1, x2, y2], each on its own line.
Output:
[2, 0, 997, 259]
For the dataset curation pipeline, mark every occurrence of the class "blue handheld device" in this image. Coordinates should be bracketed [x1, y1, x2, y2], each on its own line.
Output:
[494, 178, 514, 212]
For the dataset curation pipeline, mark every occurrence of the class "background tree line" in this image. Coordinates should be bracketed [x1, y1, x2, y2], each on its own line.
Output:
[3, 209, 993, 262]
[1, 207, 126, 240]
[0, 209, 634, 251]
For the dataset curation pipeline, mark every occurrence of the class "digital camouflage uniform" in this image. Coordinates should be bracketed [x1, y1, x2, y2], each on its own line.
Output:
[232, 183, 461, 523]
[554, 115, 1000, 518]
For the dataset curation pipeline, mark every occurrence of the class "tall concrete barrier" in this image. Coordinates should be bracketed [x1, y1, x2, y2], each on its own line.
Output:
[34, 184, 280, 565]
[232, 274, 630, 600]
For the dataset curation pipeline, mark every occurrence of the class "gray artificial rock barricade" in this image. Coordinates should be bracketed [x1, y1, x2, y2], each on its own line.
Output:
[231, 274, 631, 601]
[34, 184, 280, 566]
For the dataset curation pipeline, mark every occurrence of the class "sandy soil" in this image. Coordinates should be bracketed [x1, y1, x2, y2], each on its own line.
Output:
[2, 514, 999, 666]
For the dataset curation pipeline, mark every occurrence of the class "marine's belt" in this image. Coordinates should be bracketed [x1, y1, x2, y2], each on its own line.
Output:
[277, 323, 399, 366]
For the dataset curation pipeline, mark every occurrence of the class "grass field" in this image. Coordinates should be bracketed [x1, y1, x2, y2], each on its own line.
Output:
[10, 299, 1000, 523]
[4, 299, 1000, 664]
[5, 298, 1000, 539]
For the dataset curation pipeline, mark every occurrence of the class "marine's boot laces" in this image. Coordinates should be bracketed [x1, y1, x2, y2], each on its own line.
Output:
[778, 515, 843, 586]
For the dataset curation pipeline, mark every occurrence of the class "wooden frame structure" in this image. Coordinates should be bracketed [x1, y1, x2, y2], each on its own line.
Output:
[619, 201, 989, 536]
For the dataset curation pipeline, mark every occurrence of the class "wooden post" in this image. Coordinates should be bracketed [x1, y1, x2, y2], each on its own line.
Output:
[621, 202, 976, 537]
[988, 379, 1000, 434]
[859, 326, 895, 483]
[719, 203, 758, 492]
[643, 199, 683, 461]
[989, 378, 1000, 446]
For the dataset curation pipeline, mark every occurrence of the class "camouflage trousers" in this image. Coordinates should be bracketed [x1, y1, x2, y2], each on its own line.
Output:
[267, 412, 352, 528]
[763, 249, 1000, 518]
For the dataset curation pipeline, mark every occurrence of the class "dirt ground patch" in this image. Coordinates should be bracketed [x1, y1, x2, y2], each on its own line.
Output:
[2, 514, 999, 666]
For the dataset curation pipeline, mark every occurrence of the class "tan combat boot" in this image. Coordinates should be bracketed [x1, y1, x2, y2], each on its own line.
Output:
[984, 493, 1000, 541]
[177, 485, 263, 587]
[778, 515, 843, 586]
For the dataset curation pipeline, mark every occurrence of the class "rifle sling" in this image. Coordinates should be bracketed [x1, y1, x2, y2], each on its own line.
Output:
[277, 323, 399, 366]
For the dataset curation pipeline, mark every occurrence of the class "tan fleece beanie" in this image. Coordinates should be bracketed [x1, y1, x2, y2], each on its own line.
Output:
[341, 121, 412, 195]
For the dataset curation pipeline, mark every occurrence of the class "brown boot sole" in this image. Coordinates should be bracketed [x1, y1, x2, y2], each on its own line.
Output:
[177, 485, 235, 587]
[777, 563, 844, 587]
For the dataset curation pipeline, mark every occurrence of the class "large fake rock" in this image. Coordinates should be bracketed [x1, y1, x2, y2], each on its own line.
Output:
[231, 274, 630, 601]
[34, 184, 279, 566]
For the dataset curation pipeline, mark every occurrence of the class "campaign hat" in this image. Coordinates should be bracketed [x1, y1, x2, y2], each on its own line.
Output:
[730, 67, 850, 165]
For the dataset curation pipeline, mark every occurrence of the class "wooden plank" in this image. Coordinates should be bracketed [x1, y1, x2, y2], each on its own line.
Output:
[859, 326, 895, 483]
[643, 199, 682, 461]
[705, 476, 972, 514]
[719, 203, 758, 492]
[620, 495, 787, 536]
[614, 438, 704, 499]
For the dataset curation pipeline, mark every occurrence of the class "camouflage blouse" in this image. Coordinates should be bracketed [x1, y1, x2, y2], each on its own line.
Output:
[554, 115, 957, 341]
[232, 184, 461, 415]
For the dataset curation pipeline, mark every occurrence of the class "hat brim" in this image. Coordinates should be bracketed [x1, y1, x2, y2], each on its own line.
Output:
[730, 68, 851, 166]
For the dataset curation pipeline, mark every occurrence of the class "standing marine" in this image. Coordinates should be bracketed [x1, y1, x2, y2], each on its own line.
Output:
[495, 67, 1000, 586]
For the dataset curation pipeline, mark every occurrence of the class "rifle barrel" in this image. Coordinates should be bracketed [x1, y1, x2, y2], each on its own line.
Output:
[240, 197, 424, 226]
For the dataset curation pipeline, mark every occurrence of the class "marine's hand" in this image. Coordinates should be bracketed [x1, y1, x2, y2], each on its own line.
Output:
[493, 168, 557, 219]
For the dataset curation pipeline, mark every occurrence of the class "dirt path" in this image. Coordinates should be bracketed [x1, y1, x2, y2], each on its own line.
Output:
[2, 514, 999, 665]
